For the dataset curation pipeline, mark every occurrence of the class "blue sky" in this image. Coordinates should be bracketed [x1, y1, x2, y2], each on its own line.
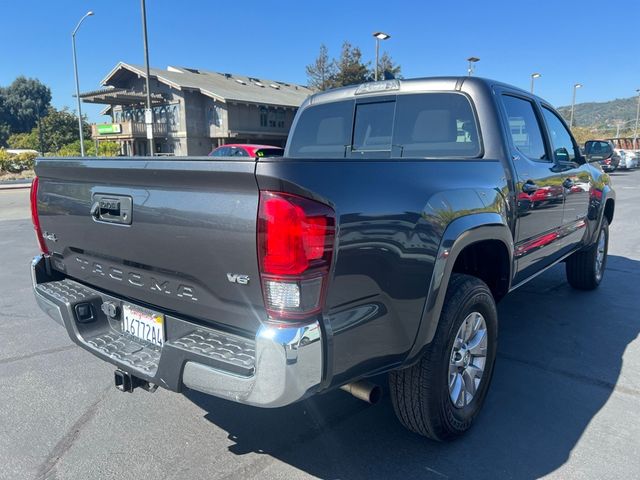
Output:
[3, 0, 638, 122]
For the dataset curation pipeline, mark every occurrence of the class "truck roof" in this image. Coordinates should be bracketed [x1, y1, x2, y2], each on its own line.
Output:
[305, 76, 534, 107]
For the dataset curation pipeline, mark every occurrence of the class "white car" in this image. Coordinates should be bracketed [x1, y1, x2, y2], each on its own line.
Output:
[615, 149, 638, 169]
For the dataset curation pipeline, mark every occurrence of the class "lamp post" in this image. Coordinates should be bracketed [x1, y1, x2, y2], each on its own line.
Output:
[530, 73, 541, 93]
[467, 57, 480, 76]
[141, 0, 154, 156]
[569, 83, 582, 128]
[634, 89, 640, 149]
[372, 31, 390, 81]
[72, 10, 94, 157]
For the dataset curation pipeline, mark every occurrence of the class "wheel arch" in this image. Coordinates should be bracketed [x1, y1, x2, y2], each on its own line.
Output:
[404, 212, 513, 365]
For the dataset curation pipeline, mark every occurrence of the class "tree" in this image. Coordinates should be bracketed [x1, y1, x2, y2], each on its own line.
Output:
[306, 44, 337, 91]
[38, 107, 90, 153]
[0, 90, 9, 146]
[332, 42, 370, 87]
[3, 76, 51, 134]
[0, 124, 9, 148]
[7, 131, 39, 150]
[376, 52, 402, 80]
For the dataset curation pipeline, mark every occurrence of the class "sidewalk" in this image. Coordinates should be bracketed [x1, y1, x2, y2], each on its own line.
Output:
[0, 179, 32, 190]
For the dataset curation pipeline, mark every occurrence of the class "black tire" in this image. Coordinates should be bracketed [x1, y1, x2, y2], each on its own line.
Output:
[389, 274, 498, 441]
[566, 218, 609, 290]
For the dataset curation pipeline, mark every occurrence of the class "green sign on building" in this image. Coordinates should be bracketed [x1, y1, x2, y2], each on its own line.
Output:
[97, 123, 122, 134]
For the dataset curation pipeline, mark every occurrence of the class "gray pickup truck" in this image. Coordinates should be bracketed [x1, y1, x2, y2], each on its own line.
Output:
[31, 77, 614, 440]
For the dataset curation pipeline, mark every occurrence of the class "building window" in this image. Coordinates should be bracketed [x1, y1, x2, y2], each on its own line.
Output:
[268, 109, 276, 127]
[207, 103, 223, 127]
[260, 107, 268, 127]
[277, 110, 285, 128]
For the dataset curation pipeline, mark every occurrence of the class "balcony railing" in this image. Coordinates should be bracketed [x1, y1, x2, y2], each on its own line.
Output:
[91, 121, 169, 139]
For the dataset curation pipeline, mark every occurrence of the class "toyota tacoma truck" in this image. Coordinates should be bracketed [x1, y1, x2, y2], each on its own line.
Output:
[30, 77, 614, 440]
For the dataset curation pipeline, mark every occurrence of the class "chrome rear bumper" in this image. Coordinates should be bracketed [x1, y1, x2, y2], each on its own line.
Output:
[31, 255, 323, 407]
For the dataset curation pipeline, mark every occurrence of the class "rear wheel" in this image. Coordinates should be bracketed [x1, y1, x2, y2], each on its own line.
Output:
[389, 274, 498, 440]
[566, 218, 608, 290]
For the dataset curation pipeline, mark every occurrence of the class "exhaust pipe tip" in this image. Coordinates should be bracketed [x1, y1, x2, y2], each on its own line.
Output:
[340, 380, 382, 405]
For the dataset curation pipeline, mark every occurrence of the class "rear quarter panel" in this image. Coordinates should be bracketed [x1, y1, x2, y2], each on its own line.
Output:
[256, 158, 510, 386]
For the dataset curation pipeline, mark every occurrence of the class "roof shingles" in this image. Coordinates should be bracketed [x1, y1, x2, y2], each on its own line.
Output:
[100, 62, 312, 108]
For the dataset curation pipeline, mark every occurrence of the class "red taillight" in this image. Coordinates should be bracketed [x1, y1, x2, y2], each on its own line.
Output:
[30, 177, 49, 254]
[258, 191, 335, 320]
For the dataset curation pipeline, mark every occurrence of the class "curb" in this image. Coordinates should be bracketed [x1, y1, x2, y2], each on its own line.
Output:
[0, 181, 32, 190]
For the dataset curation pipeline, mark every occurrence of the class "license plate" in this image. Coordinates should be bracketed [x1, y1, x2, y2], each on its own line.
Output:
[122, 304, 165, 347]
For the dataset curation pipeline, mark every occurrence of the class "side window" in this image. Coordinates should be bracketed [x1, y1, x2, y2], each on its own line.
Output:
[541, 106, 578, 163]
[228, 147, 248, 157]
[393, 93, 480, 158]
[287, 100, 354, 158]
[502, 95, 547, 161]
[352, 101, 395, 153]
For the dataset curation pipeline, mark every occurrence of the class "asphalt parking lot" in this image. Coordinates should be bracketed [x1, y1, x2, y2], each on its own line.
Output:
[1, 171, 639, 480]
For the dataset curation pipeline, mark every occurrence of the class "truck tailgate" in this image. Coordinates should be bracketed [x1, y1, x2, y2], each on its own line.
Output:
[35, 157, 264, 336]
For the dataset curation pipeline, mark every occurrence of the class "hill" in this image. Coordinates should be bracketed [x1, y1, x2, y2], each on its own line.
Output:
[557, 95, 639, 132]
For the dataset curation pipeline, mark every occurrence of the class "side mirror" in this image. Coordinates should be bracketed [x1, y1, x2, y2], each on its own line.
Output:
[584, 140, 613, 162]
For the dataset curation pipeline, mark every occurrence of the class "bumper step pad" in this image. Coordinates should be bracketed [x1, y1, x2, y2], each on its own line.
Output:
[87, 332, 161, 375]
[171, 330, 256, 376]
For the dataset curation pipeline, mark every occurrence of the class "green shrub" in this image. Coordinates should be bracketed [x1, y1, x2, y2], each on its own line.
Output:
[0, 149, 37, 173]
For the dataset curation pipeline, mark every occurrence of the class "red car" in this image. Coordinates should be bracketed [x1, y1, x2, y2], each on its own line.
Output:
[208, 144, 284, 158]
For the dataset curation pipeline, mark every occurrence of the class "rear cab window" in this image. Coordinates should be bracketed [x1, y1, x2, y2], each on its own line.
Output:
[287, 92, 481, 159]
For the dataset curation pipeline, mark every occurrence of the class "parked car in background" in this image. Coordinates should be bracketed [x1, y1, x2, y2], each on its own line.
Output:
[615, 149, 638, 170]
[583, 140, 619, 172]
[209, 144, 284, 158]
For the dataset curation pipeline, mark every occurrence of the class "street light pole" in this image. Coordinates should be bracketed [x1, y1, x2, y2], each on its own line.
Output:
[530, 73, 541, 93]
[634, 89, 640, 149]
[570, 83, 582, 128]
[141, 0, 154, 156]
[372, 32, 390, 81]
[72, 11, 94, 157]
[467, 57, 480, 76]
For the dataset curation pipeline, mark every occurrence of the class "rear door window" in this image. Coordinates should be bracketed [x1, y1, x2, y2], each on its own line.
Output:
[230, 147, 250, 157]
[392, 93, 480, 158]
[501, 95, 547, 161]
[211, 147, 226, 157]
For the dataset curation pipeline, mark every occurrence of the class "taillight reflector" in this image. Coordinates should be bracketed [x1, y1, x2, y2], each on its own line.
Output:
[257, 191, 335, 320]
[30, 177, 49, 254]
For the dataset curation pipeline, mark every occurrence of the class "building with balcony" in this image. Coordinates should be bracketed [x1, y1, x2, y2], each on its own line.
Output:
[81, 62, 313, 156]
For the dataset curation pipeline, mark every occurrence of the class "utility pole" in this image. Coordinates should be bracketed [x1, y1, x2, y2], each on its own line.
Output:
[570, 83, 582, 128]
[372, 32, 390, 81]
[467, 57, 480, 76]
[72, 11, 94, 157]
[530, 73, 541, 94]
[634, 89, 640, 149]
[141, 0, 154, 156]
